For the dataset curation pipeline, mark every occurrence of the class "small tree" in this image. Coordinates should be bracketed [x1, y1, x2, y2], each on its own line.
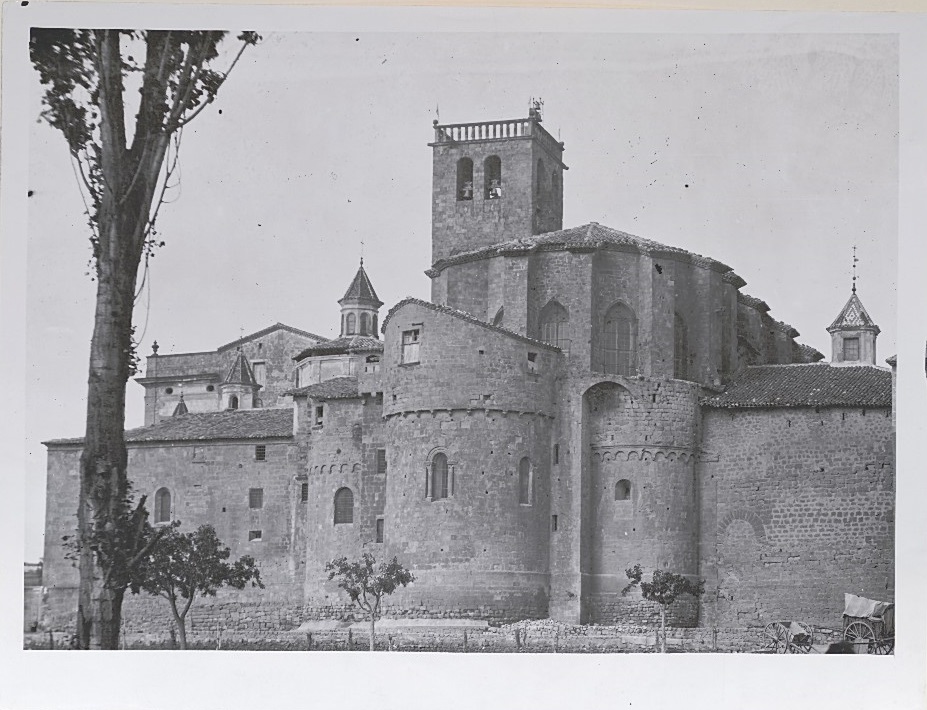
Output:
[623, 563, 704, 653]
[325, 554, 414, 651]
[138, 524, 263, 649]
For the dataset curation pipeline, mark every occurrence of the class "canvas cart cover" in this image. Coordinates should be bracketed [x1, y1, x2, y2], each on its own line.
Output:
[844, 593, 890, 619]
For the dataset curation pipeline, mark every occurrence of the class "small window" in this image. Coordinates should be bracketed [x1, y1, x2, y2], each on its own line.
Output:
[844, 337, 860, 361]
[518, 457, 533, 505]
[300, 482, 309, 503]
[154, 487, 172, 523]
[553, 443, 559, 465]
[228, 394, 239, 410]
[314, 405, 324, 427]
[249, 488, 264, 509]
[206, 384, 215, 392]
[346, 312, 357, 336]
[615, 479, 631, 501]
[375, 517, 384, 543]
[551, 514, 559, 532]
[527, 351, 538, 374]
[430, 453, 449, 500]
[255, 445, 266, 461]
[248, 530, 262, 542]
[401, 329, 421, 364]
[484, 155, 502, 199]
[457, 157, 474, 201]
[334, 487, 354, 524]
[252, 362, 266, 387]
[376, 449, 387, 474]
[165, 387, 173, 395]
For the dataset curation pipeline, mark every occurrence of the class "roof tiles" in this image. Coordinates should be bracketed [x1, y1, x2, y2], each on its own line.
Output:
[287, 376, 360, 400]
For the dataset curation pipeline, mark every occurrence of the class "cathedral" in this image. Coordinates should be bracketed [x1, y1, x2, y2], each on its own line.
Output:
[42, 109, 894, 635]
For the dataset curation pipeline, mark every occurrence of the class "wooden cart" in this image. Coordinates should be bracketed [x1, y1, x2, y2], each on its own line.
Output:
[762, 620, 814, 654]
[842, 593, 894, 655]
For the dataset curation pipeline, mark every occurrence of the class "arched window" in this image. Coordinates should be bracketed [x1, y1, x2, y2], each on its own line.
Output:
[360, 312, 370, 336]
[345, 312, 356, 335]
[538, 299, 570, 351]
[372, 314, 378, 334]
[334, 487, 354, 524]
[430, 453, 449, 500]
[492, 306, 504, 327]
[518, 457, 533, 505]
[457, 157, 474, 201]
[674, 313, 688, 380]
[615, 479, 631, 501]
[228, 394, 239, 410]
[536, 159, 545, 198]
[602, 303, 637, 376]
[154, 487, 172, 523]
[484, 156, 502, 199]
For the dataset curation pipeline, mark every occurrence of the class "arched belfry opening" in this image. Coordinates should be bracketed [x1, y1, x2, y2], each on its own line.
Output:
[457, 157, 473, 201]
[484, 155, 502, 199]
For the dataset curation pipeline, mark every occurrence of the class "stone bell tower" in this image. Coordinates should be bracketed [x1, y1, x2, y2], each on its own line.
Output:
[429, 100, 568, 263]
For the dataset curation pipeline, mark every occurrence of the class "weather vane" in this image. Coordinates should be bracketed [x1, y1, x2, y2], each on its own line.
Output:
[360, 237, 365, 266]
[852, 245, 859, 293]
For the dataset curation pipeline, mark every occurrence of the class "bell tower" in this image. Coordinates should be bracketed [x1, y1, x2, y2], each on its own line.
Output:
[429, 101, 567, 264]
[827, 250, 880, 365]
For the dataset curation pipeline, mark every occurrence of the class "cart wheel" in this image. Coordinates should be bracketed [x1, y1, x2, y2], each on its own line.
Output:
[762, 622, 789, 654]
[844, 620, 875, 653]
[789, 630, 814, 654]
[872, 638, 894, 655]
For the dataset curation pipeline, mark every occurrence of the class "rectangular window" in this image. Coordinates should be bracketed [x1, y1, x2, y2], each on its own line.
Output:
[249, 488, 264, 509]
[252, 362, 266, 387]
[401, 329, 421, 364]
[551, 515, 559, 532]
[375, 517, 384, 543]
[248, 530, 262, 542]
[376, 449, 387, 475]
[527, 351, 538, 374]
[300, 482, 309, 503]
[192, 446, 207, 463]
[314, 405, 324, 427]
[255, 445, 266, 461]
[844, 337, 860, 361]
[553, 443, 559, 465]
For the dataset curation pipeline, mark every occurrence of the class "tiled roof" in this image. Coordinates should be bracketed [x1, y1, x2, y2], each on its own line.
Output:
[224, 350, 259, 387]
[737, 293, 770, 313]
[293, 335, 384, 361]
[427, 222, 734, 276]
[287, 376, 360, 400]
[797, 343, 825, 363]
[828, 292, 880, 333]
[218, 322, 328, 353]
[702, 363, 891, 409]
[44, 408, 294, 446]
[381, 297, 561, 351]
[339, 261, 383, 306]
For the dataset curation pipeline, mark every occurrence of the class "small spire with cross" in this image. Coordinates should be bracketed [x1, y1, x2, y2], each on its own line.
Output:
[360, 237, 365, 267]
[852, 245, 859, 293]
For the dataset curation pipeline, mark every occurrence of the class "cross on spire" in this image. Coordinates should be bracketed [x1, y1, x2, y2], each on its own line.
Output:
[360, 237, 365, 267]
[852, 245, 859, 293]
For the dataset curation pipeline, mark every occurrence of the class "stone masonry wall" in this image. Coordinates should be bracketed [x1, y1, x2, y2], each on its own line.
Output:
[698, 405, 894, 630]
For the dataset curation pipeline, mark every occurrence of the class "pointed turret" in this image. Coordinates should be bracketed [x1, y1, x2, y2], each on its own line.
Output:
[172, 393, 188, 417]
[827, 290, 880, 365]
[219, 347, 262, 409]
[338, 259, 383, 338]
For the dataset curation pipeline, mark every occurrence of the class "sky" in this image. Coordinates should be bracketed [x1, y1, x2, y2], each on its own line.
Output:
[22, 32, 898, 563]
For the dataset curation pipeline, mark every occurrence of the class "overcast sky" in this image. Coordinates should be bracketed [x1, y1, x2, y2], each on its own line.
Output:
[23, 32, 898, 561]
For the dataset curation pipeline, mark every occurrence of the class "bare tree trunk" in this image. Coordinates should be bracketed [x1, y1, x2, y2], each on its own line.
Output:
[169, 601, 188, 650]
[659, 606, 666, 653]
[369, 614, 376, 652]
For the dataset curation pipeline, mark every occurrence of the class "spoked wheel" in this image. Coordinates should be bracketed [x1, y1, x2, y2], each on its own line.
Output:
[872, 637, 894, 655]
[844, 620, 876, 653]
[788, 629, 814, 654]
[762, 622, 789, 654]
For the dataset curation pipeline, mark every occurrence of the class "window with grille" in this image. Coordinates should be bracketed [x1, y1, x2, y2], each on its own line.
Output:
[376, 449, 387, 474]
[154, 487, 171, 523]
[300, 482, 308, 503]
[401, 329, 421, 364]
[674, 313, 688, 380]
[249, 488, 264, 509]
[375, 518, 384, 543]
[518, 457, 532, 505]
[602, 303, 636, 376]
[844, 337, 860, 361]
[255, 445, 266, 461]
[430, 453, 449, 500]
[334, 487, 354, 524]
[538, 300, 570, 351]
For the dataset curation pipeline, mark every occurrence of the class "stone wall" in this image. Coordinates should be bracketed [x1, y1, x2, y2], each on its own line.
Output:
[698, 405, 895, 629]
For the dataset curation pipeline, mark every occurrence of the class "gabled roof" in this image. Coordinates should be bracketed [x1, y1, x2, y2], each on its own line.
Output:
[44, 408, 294, 447]
[381, 297, 561, 351]
[287, 376, 361, 401]
[427, 222, 736, 277]
[218, 322, 328, 353]
[827, 292, 880, 333]
[224, 349, 260, 388]
[338, 261, 383, 307]
[293, 335, 383, 361]
[702, 363, 891, 409]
